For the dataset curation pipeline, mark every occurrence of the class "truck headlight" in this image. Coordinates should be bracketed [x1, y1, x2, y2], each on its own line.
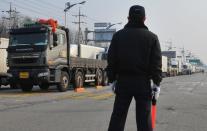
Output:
[38, 72, 49, 77]
[47, 60, 54, 65]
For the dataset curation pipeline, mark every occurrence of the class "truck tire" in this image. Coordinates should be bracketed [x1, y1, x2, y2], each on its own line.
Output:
[20, 83, 33, 92]
[95, 69, 103, 86]
[57, 71, 69, 92]
[39, 83, 49, 91]
[74, 71, 84, 88]
[102, 71, 108, 86]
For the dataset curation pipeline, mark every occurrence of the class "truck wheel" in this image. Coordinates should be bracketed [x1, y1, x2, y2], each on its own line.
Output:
[95, 69, 103, 86]
[21, 83, 33, 92]
[39, 83, 49, 91]
[57, 71, 69, 92]
[102, 71, 108, 86]
[74, 71, 84, 88]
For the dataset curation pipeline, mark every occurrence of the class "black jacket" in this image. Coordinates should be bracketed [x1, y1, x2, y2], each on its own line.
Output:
[107, 22, 162, 89]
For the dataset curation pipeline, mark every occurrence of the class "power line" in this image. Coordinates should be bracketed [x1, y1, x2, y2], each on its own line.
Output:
[39, 0, 64, 10]
[13, 4, 49, 18]
[86, 16, 102, 22]
[15, 4, 63, 23]
[1, 0, 47, 17]
[26, 0, 63, 13]
[1, 0, 107, 28]
[16, 0, 64, 20]
[1, 0, 64, 21]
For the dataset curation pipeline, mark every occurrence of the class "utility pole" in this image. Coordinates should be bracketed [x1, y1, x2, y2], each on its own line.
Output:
[180, 47, 186, 64]
[163, 40, 176, 51]
[72, 7, 86, 45]
[2, 2, 19, 29]
[64, 2, 68, 27]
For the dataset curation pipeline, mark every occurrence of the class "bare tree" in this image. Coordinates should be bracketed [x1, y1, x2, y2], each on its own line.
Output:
[0, 18, 9, 38]
[0, 14, 35, 38]
[18, 16, 34, 27]
[74, 29, 84, 44]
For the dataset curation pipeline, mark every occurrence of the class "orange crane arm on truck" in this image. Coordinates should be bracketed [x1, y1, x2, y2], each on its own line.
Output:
[38, 18, 57, 32]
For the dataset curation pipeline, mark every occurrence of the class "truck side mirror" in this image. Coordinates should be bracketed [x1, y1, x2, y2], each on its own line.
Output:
[103, 53, 107, 60]
[96, 54, 99, 59]
[53, 33, 58, 47]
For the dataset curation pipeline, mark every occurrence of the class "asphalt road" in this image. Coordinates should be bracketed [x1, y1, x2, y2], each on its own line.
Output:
[0, 73, 207, 131]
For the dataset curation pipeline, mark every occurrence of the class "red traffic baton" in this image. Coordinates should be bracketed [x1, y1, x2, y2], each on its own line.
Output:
[152, 96, 157, 130]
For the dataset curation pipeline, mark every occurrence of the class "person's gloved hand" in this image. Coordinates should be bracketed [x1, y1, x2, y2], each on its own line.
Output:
[152, 84, 161, 101]
[109, 81, 117, 93]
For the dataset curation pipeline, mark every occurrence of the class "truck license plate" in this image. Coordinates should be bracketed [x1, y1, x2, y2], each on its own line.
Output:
[19, 72, 29, 79]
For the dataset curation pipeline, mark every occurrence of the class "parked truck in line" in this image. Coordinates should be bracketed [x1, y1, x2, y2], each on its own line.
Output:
[182, 62, 192, 75]
[7, 19, 108, 92]
[168, 58, 179, 76]
[0, 38, 10, 88]
[162, 56, 168, 77]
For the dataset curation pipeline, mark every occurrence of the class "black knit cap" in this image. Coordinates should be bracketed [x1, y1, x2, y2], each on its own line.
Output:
[129, 5, 145, 20]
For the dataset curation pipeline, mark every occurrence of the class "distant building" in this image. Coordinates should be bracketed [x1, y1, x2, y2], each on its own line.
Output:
[189, 59, 203, 66]
[162, 51, 176, 58]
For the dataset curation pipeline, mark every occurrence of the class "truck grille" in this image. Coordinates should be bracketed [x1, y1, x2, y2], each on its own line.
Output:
[13, 58, 38, 64]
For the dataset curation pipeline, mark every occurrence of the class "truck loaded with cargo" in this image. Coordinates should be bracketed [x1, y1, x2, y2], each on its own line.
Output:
[161, 56, 168, 77]
[0, 38, 11, 88]
[168, 58, 179, 76]
[182, 62, 192, 75]
[7, 19, 108, 92]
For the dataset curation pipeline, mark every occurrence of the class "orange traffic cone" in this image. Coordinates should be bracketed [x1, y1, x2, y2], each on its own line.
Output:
[75, 87, 85, 93]
[96, 83, 103, 89]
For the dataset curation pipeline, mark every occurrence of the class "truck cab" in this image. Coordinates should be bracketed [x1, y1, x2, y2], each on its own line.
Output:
[182, 62, 192, 75]
[7, 19, 69, 91]
[169, 58, 179, 76]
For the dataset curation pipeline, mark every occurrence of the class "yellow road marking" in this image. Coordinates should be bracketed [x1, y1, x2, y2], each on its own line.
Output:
[0, 92, 47, 98]
[57, 91, 90, 100]
[56, 92, 114, 100]
[92, 93, 114, 100]
[0, 89, 114, 101]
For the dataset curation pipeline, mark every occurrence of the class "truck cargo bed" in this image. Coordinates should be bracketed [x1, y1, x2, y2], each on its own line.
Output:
[70, 57, 107, 69]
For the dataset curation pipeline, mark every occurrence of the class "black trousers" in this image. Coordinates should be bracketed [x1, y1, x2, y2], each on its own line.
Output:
[108, 93, 152, 131]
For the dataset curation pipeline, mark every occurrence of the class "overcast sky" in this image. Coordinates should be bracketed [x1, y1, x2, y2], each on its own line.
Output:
[1, 0, 207, 63]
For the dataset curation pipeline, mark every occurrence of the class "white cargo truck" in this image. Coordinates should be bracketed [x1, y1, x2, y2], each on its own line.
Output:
[79, 44, 105, 59]
[182, 62, 192, 75]
[191, 65, 196, 74]
[169, 58, 179, 76]
[0, 38, 9, 88]
[176, 57, 183, 75]
[162, 56, 168, 77]
[69, 44, 105, 59]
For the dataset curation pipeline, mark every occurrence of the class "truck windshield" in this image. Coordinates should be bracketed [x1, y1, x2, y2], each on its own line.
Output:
[183, 65, 187, 69]
[10, 33, 48, 46]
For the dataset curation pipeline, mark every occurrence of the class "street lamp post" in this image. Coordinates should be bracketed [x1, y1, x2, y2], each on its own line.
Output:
[64, 1, 86, 27]
[106, 22, 122, 30]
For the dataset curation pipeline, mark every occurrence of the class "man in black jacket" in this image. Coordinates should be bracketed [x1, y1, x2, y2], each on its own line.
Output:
[107, 5, 162, 131]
